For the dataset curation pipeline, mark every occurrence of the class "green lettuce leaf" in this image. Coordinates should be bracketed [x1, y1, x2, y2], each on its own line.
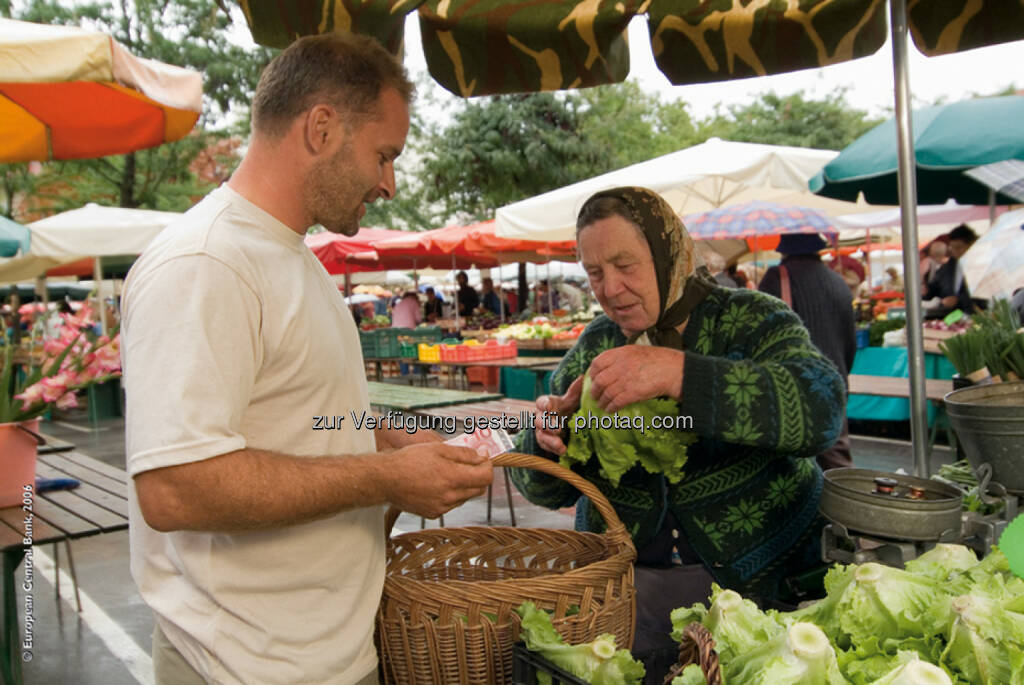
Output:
[563, 373, 694, 486]
[670, 664, 708, 685]
[724, 622, 848, 685]
[905, 545, 979, 582]
[516, 601, 644, 685]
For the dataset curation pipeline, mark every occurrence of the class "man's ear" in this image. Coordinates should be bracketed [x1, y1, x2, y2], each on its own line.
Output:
[303, 104, 341, 155]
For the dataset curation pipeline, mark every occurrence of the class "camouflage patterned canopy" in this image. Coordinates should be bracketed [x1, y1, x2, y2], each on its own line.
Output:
[236, 0, 1024, 97]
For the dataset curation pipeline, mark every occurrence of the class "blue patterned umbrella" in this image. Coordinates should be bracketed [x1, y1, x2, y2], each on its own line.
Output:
[683, 200, 839, 242]
[0, 215, 29, 257]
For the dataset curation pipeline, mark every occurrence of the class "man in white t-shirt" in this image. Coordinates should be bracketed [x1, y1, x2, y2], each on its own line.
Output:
[121, 34, 493, 685]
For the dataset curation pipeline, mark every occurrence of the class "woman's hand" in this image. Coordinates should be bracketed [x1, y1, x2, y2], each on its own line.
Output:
[587, 346, 685, 413]
[533, 375, 584, 456]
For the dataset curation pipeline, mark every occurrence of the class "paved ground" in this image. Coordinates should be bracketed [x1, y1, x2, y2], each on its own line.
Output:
[13, 405, 954, 684]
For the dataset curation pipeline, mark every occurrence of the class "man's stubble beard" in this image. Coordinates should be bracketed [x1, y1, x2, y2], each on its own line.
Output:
[304, 141, 365, 237]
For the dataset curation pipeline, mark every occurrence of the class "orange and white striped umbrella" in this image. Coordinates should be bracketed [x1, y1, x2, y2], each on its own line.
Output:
[0, 18, 202, 162]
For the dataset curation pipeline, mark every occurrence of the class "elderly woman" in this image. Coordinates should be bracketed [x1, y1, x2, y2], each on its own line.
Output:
[510, 187, 845, 654]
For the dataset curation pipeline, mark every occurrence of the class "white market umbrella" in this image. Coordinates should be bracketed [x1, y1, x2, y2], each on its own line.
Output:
[960, 208, 1024, 301]
[495, 138, 881, 242]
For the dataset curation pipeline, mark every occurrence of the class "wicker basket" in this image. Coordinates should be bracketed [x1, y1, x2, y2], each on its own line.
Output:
[662, 623, 723, 685]
[376, 452, 637, 684]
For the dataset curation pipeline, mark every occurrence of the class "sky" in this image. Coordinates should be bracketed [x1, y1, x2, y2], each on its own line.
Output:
[394, 13, 1023, 121]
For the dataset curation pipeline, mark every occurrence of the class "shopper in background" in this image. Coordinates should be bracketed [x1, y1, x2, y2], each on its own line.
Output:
[924, 224, 978, 318]
[480, 277, 503, 316]
[920, 235, 949, 288]
[423, 286, 444, 322]
[760, 233, 856, 471]
[391, 290, 422, 328]
[456, 270, 479, 316]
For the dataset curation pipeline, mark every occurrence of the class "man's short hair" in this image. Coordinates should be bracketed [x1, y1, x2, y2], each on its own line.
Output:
[252, 32, 414, 138]
[948, 224, 978, 245]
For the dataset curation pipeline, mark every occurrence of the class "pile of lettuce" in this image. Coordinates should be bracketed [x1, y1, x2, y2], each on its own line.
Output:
[668, 545, 1024, 684]
[516, 601, 645, 685]
[563, 373, 695, 486]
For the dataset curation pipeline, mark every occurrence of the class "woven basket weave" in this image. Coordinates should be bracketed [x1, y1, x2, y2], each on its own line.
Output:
[376, 452, 637, 684]
[663, 623, 723, 685]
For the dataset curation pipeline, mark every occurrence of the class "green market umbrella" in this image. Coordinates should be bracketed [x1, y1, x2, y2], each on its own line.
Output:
[809, 95, 1024, 205]
[0, 216, 29, 257]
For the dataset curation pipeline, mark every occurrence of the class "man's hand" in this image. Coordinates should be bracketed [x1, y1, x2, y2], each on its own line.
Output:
[382, 443, 493, 519]
[587, 346, 685, 413]
[533, 375, 584, 456]
[941, 295, 959, 308]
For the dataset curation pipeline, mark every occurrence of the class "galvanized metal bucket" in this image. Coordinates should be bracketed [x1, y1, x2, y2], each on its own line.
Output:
[944, 381, 1024, 494]
[820, 468, 963, 541]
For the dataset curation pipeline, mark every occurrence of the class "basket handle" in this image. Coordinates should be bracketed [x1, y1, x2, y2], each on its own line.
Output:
[384, 452, 634, 552]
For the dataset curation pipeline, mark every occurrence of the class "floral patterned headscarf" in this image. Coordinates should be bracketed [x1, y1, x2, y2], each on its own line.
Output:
[582, 186, 716, 349]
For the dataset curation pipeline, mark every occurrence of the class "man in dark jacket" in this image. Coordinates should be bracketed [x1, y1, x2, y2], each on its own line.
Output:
[924, 224, 978, 319]
[760, 233, 856, 470]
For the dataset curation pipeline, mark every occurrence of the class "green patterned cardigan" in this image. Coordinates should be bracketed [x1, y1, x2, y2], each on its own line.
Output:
[510, 285, 845, 598]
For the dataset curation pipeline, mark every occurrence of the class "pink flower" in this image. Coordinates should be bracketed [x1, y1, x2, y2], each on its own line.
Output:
[93, 343, 121, 374]
[56, 392, 78, 410]
[61, 305, 95, 330]
[38, 371, 77, 402]
[14, 384, 45, 411]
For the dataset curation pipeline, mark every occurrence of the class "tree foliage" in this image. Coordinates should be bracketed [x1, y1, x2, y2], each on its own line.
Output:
[414, 92, 609, 223]
[706, 89, 884, 151]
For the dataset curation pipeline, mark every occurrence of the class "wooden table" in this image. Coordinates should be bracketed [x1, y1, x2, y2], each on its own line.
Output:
[366, 381, 503, 412]
[414, 398, 538, 431]
[1, 450, 129, 685]
[848, 374, 953, 402]
[848, 374, 955, 457]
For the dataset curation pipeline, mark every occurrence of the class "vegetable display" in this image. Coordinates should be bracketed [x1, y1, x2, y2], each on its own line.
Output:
[516, 601, 645, 685]
[563, 373, 695, 486]
[670, 546, 1022, 684]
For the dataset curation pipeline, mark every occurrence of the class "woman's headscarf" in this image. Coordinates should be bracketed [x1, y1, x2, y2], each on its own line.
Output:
[582, 186, 717, 349]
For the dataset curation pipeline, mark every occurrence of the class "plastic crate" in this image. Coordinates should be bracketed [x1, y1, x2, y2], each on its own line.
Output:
[398, 341, 418, 358]
[513, 643, 679, 685]
[360, 329, 404, 357]
[404, 326, 443, 345]
[418, 343, 441, 362]
[502, 367, 542, 400]
[512, 643, 585, 684]
[466, 366, 500, 388]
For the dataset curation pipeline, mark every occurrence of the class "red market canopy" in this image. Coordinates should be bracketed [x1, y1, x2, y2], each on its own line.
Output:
[423, 221, 577, 264]
[304, 227, 409, 274]
[364, 220, 577, 270]
[367, 227, 499, 270]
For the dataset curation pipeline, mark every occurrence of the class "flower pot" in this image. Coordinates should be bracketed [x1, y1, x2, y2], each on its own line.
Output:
[0, 419, 40, 508]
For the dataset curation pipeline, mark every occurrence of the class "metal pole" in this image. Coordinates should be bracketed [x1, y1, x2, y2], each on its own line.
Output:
[989, 188, 996, 224]
[890, 0, 930, 478]
[452, 253, 460, 331]
[93, 256, 107, 336]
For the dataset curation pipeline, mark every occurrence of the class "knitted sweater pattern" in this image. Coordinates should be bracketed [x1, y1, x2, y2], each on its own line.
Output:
[510, 286, 845, 595]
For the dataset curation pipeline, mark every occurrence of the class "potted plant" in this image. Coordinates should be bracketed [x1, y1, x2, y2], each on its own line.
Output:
[0, 303, 121, 507]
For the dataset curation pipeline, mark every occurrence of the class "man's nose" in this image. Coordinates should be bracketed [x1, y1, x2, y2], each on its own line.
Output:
[377, 162, 396, 200]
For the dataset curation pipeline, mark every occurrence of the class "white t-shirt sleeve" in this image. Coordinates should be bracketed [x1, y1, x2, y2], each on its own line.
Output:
[122, 253, 262, 476]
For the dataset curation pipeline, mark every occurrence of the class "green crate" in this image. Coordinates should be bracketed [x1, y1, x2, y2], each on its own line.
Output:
[501, 367, 542, 401]
[398, 341, 418, 358]
[407, 326, 443, 345]
[360, 329, 403, 357]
